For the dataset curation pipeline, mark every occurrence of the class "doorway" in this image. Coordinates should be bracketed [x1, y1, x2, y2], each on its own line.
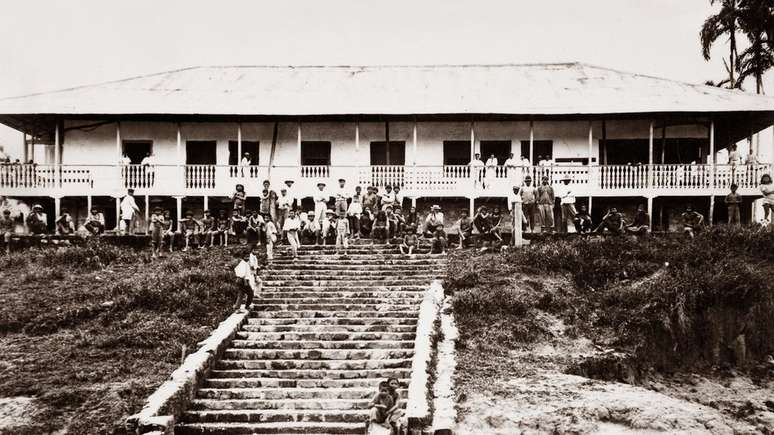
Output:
[122, 141, 152, 164]
[520, 140, 554, 164]
[479, 140, 511, 165]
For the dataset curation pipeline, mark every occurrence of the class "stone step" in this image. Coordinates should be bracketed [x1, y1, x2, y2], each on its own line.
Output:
[248, 311, 419, 319]
[235, 332, 416, 342]
[268, 259, 446, 266]
[261, 275, 438, 282]
[196, 387, 407, 401]
[262, 269, 439, 277]
[204, 378, 392, 390]
[245, 317, 418, 326]
[182, 409, 370, 424]
[252, 298, 420, 306]
[176, 421, 363, 434]
[266, 264, 440, 271]
[252, 304, 419, 312]
[207, 368, 411, 380]
[276, 248, 431, 255]
[258, 280, 431, 288]
[258, 286, 427, 292]
[188, 398, 371, 411]
[240, 324, 417, 333]
[257, 291, 424, 299]
[216, 358, 412, 371]
[230, 340, 414, 350]
[222, 348, 414, 361]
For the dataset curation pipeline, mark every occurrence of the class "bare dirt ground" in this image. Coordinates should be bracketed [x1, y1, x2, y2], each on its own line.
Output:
[453, 268, 774, 434]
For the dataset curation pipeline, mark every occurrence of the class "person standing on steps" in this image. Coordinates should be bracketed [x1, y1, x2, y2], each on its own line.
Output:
[348, 185, 363, 239]
[431, 223, 447, 254]
[334, 211, 350, 255]
[260, 180, 278, 222]
[263, 213, 278, 261]
[334, 178, 350, 216]
[233, 249, 259, 311]
[277, 187, 293, 242]
[283, 209, 301, 260]
[313, 182, 329, 227]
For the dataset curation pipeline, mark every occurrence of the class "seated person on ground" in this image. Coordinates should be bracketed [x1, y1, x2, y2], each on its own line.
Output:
[455, 209, 474, 249]
[681, 204, 704, 238]
[626, 204, 650, 235]
[230, 209, 248, 244]
[400, 225, 418, 255]
[177, 210, 202, 251]
[431, 224, 447, 254]
[162, 209, 175, 251]
[214, 209, 230, 246]
[200, 209, 216, 248]
[573, 205, 593, 234]
[359, 206, 374, 238]
[84, 207, 105, 236]
[55, 210, 75, 235]
[372, 208, 389, 244]
[368, 381, 396, 431]
[594, 207, 625, 235]
[26, 204, 48, 235]
[473, 206, 494, 250]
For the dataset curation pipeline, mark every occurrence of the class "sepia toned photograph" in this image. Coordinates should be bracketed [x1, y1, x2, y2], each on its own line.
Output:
[0, 1, 773, 434]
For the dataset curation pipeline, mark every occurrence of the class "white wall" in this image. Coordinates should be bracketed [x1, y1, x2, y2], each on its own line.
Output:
[59, 119, 718, 166]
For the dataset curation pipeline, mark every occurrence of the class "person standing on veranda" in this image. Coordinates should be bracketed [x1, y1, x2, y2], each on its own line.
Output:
[469, 153, 485, 190]
[484, 153, 498, 190]
[503, 153, 521, 187]
[239, 152, 251, 177]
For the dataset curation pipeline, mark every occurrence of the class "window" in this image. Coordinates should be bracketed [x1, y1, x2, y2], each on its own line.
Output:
[122, 140, 153, 164]
[443, 141, 470, 165]
[520, 140, 554, 165]
[228, 141, 260, 165]
[185, 141, 217, 165]
[370, 141, 405, 165]
[301, 141, 331, 166]
[479, 140, 511, 165]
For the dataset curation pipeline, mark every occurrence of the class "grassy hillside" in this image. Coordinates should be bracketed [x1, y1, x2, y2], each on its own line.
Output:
[0, 242, 250, 435]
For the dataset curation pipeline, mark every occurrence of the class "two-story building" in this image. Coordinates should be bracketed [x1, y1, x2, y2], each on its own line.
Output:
[0, 63, 772, 232]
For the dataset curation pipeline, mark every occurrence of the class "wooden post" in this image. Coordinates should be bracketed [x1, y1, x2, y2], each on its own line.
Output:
[587, 121, 593, 164]
[648, 121, 654, 189]
[54, 122, 60, 164]
[512, 201, 523, 247]
[412, 120, 418, 199]
[470, 121, 475, 161]
[175, 196, 183, 231]
[22, 132, 27, 163]
[469, 197, 474, 217]
[54, 197, 61, 221]
[709, 119, 715, 189]
[661, 120, 666, 164]
[115, 197, 121, 231]
[237, 122, 242, 165]
[709, 195, 715, 226]
[176, 123, 182, 164]
[297, 121, 302, 178]
[355, 121, 360, 185]
[203, 195, 209, 212]
[529, 120, 534, 164]
[588, 196, 593, 216]
[87, 195, 92, 214]
[647, 196, 654, 231]
[144, 195, 150, 234]
[116, 122, 122, 159]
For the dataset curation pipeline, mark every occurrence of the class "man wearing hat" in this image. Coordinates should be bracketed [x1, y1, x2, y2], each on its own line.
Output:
[313, 182, 330, 225]
[521, 176, 538, 233]
[301, 210, 319, 245]
[557, 175, 576, 233]
[321, 209, 336, 245]
[1, 209, 15, 253]
[120, 188, 140, 235]
[277, 187, 293, 238]
[537, 176, 555, 233]
[84, 207, 106, 236]
[422, 205, 444, 237]
[26, 204, 48, 235]
[334, 178, 350, 215]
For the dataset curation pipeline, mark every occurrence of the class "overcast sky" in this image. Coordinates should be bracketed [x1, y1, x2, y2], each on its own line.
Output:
[0, 0, 771, 153]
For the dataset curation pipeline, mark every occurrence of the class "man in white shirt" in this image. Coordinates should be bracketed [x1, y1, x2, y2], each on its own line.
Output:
[334, 178, 350, 215]
[469, 153, 485, 189]
[277, 187, 293, 238]
[239, 152, 251, 177]
[393, 185, 405, 210]
[313, 182, 329, 224]
[507, 186, 525, 246]
[503, 153, 522, 187]
[284, 180, 297, 210]
[119, 153, 131, 165]
[422, 205, 445, 237]
[120, 189, 140, 235]
[556, 175, 577, 233]
[484, 154, 498, 190]
[140, 152, 155, 186]
[380, 185, 396, 211]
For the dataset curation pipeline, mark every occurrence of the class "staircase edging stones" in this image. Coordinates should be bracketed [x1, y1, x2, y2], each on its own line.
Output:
[431, 298, 459, 434]
[406, 280, 445, 430]
[126, 309, 251, 435]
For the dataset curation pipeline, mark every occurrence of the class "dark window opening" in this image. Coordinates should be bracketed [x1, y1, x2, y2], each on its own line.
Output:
[479, 140, 512, 165]
[370, 141, 406, 165]
[228, 141, 260, 165]
[122, 140, 152, 164]
[185, 141, 217, 165]
[520, 140, 554, 165]
[443, 141, 470, 165]
[301, 141, 331, 166]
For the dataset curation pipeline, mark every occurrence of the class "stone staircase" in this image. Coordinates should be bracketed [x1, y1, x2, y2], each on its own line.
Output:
[175, 240, 447, 435]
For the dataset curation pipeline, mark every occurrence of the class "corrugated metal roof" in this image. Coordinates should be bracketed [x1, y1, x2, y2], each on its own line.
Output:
[0, 62, 773, 116]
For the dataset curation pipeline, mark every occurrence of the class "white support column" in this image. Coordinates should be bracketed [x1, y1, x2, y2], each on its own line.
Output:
[115, 197, 121, 231]
[116, 122, 122, 158]
[297, 121, 302, 177]
[54, 122, 60, 165]
[355, 121, 360, 185]
[237, 122, 242, 163]
[709, 119, 715, 189]
[647, 196, 654, 231]
[588, 196, 593, 216]
[87, 195, 92, 214]
[529, 121, 534, 164]
[145, 194, 150, 234]
[175, 196, 183, 231]
[203, 195, 209, 212]
[176, 123, 182, 164]
[470, 122, 475, 161]
[648, 121, 654, 189]
[469, 197, 475, 217]
[54, 197, 61, 221]
[512, 201, 523, 247]
[22, 132, 28, 163]
[709, 195, 715, 226]
[412, 121, 418, 199]
[587, 121, 593, 164]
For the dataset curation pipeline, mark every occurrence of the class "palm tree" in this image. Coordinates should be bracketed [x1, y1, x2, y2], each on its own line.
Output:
[701, 0, 741, 88]
[736, 0, 774, 94]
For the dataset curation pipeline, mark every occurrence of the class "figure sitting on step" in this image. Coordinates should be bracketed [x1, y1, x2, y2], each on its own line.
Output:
[399, 225, 418, 256]
[368, 378, 404, 435]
